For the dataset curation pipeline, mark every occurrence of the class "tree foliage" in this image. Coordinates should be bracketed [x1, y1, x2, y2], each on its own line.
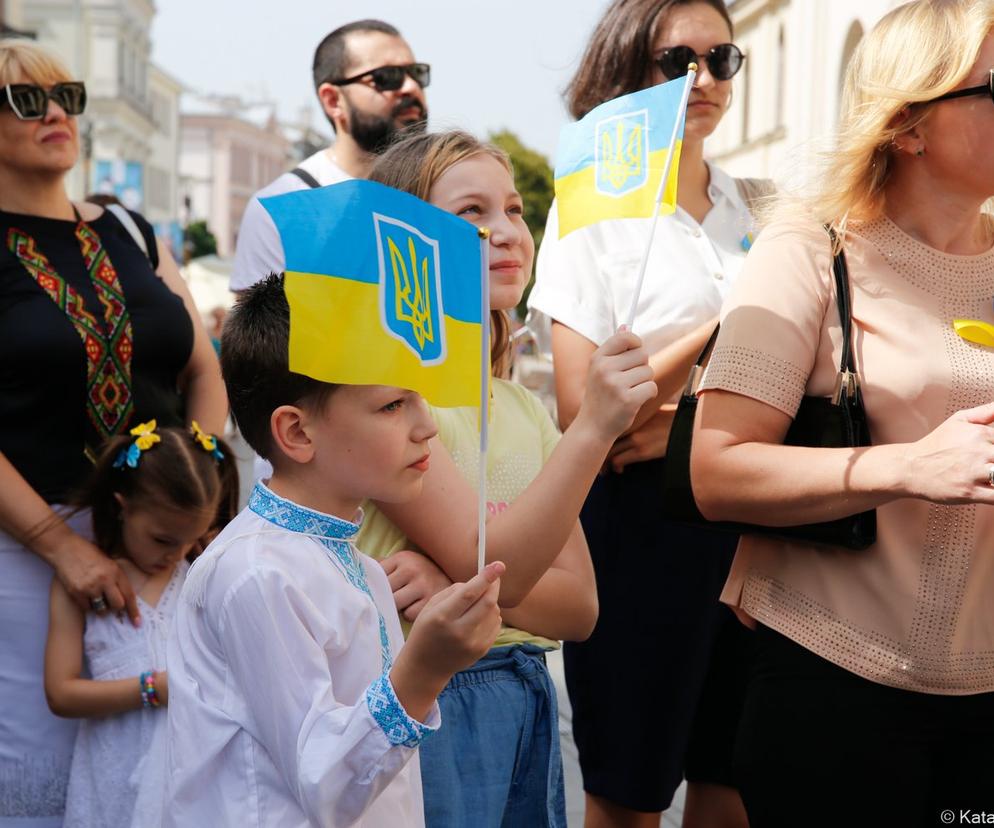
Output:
[184, 220, 218, 259]
[488, 130, 554, 318]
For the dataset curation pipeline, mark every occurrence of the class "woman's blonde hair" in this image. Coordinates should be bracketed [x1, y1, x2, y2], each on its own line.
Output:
[0, 39, 73, 88]
[783, 0, 994, 238]
[369, 129, 517, 378]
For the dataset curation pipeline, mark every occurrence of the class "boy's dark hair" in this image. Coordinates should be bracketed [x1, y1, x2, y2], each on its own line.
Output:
[77, 426, 239, 559]
[220, 272, 338, 461]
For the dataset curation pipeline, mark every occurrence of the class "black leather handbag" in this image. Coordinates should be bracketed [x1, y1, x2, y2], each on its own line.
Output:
[660, 236, 877, 550]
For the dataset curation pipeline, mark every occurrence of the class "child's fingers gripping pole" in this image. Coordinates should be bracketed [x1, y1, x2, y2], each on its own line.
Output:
[440, 561, 506, 620]
[624, 65, 698, 330]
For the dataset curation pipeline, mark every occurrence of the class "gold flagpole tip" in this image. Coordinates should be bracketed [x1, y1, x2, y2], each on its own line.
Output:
[478, 226, 491, 240]
[687, 61, 699, 72]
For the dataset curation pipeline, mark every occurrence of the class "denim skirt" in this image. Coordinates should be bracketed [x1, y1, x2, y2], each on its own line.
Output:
[419, 643, 566, 827]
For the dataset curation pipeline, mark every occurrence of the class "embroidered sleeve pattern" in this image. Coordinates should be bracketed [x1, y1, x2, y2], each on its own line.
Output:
[365, 673, 437, 749]
[700, 344, 809, 418]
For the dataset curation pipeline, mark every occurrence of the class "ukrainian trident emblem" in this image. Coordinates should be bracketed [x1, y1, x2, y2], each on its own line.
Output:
[595, 109, 649, 197]
[374, 213, 446, 364]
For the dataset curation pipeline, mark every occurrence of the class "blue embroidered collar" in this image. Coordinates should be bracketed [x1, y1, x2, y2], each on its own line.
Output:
[248, 482, 361, 541]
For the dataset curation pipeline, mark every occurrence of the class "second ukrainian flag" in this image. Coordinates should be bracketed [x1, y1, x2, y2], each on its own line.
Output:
[554, 78, 688, 238]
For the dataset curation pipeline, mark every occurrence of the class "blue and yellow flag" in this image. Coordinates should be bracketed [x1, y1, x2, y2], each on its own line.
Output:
[260, 179, 484, 408]
[554, 78, 688, 237]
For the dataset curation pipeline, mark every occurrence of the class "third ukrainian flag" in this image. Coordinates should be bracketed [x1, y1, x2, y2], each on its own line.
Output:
[554, 78, 688, 238]
[260, 179, 483, 408]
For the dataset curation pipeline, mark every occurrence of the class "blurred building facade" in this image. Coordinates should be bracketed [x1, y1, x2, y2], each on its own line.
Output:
[18, 0, 184, 254]
[10, 1, 331, 261]
[708, 0, 904, 180]
[1, 0, 31, 37]
[178, 94, 291, 258]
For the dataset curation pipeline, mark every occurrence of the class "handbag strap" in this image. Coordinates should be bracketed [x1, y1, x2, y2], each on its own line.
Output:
[684, 228, 859, 404]
[826, 229, 860, 404]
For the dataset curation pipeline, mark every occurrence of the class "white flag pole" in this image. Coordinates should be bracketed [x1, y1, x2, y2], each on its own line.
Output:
[477, 227, 491, 574]
[624, 64, 698, 329]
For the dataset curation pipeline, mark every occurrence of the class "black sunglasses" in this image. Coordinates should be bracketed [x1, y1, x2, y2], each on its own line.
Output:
[656, 43, 744, 82]
[0, 81, 87, 120]
[928, 69, 994, 106]
[329, 63, 431, 93]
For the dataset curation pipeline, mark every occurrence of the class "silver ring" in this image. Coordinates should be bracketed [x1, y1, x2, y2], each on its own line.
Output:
[89, 595, 108, 612]
[988, 466, 994, 488]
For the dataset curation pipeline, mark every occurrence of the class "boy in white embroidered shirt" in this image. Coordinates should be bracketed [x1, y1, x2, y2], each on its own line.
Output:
[163, 273, 504, 828]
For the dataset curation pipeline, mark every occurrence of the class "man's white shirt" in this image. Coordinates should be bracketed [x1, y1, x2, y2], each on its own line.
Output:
[231, 148, 351, 291]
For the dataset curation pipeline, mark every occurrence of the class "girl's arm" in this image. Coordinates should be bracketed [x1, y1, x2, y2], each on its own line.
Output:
[376, 330, 654, 605]
[384, 521, 597, 642]
[552, 318, 715, 431]
[0, 451, 140, 624]
[553, 320, 715, 472]
[691, 390, 994, 524]
[44, 579, 166, 718]
[153, 238, 228, 434]
[500, 522, 597, 642]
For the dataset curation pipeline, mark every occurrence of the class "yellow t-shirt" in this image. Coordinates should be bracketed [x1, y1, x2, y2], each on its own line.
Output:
[358, 378, 561, 649]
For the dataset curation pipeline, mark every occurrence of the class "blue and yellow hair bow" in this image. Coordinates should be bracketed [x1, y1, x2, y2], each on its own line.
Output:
[190, 421, 224, 461]
[112, 420, 160, 469]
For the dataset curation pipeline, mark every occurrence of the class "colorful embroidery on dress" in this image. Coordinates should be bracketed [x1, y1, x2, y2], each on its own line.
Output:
[7, 223, 134, 442]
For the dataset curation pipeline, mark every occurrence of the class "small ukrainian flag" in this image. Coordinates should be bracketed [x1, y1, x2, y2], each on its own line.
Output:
[260, 179, 484, 408]
[554, 78, 688, 238]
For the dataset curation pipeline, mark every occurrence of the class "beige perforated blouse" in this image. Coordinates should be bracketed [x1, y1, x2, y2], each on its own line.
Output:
[700, 214, 994, 695]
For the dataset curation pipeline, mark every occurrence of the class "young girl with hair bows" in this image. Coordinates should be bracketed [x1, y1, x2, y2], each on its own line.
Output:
[43, 421, 238, 828]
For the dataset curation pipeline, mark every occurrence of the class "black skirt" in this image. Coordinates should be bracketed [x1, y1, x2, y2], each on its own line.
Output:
[563, 456, 747, 812]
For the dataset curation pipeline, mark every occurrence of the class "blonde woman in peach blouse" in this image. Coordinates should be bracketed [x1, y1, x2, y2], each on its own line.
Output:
[691, 1, 994, 825]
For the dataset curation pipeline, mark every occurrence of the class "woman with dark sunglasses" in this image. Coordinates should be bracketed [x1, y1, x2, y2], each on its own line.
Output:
[0, 39, 226, 826]
[527, 2, 763, 826]
[691, 1, 994, 825]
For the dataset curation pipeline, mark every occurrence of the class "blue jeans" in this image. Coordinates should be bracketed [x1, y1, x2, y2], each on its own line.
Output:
[419, 644, 566, 827]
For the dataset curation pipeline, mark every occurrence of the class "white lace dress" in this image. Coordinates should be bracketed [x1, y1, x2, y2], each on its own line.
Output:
[62, 560, 188, 828]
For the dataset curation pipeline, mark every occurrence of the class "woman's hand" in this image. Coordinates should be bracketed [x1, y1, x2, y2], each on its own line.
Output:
[51, 535, 140, 626]
[904, 402, 994, 504]
[607, 404, 677, 473]
[381, 549, 453, 622]
[156, 670, 168, 706]
[572, 328, 657, 442]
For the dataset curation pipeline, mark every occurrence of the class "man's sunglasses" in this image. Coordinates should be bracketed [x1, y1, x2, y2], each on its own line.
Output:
[656, 43, 745, 82]
[928, 70, 994, 106]
[329, 63, 431, 93]
[1, 81, 87, 120]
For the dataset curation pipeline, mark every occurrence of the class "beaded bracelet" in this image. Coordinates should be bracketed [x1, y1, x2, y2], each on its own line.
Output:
[139, 670, 160, 709]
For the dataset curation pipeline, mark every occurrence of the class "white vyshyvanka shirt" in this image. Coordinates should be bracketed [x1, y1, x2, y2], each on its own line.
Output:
[164, 482, 439, 828]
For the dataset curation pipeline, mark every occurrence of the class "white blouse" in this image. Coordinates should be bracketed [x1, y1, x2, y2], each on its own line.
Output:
[527, 163, 754, 357]
[164, 483, 439, 828]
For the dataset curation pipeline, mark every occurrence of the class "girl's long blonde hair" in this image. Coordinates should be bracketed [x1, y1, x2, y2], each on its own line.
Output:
[368, 129, 516, 379]
[778, 0, 994, 240]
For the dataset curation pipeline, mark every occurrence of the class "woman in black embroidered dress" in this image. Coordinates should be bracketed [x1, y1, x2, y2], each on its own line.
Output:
[0, 39, 226, 825]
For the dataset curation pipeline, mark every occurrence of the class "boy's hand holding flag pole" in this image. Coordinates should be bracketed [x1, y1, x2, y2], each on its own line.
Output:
[553, 67, 698, 328]
[260, 179, 493, 573]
